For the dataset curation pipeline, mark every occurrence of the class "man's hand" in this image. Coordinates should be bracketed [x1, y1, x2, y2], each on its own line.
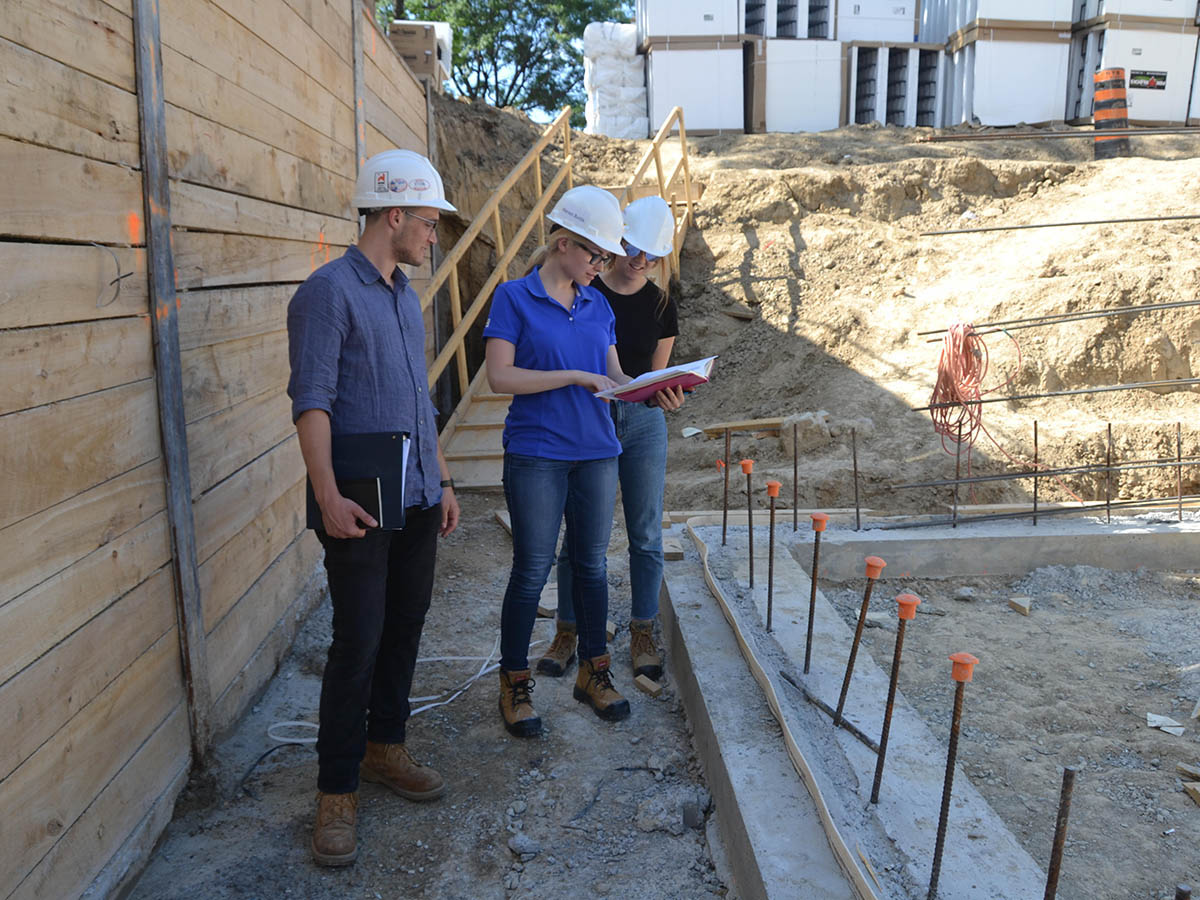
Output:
[319, 493, 376, 539]
[650, 385, 686, 411]
[440, 487, 461, 537]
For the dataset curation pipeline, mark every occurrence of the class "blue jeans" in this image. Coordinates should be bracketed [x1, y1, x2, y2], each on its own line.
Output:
[557, 401, 667, 623]
[500, 452, 618, 671]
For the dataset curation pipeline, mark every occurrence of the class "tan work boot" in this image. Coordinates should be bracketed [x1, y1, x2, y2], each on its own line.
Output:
[499, 668, 543, 737]
[311, 791, 358, 867]
[536, 620, 577, 677]
[361, 741, 445, 801]
[573, 653, 631, 721]
[629, 619, 663, 681]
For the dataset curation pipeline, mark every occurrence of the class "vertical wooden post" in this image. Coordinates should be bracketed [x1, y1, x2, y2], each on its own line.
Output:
[534, 157, 546, 245]
[352, 0, 366, 171]
[132, 0, 212, 762]
[677, 109, 694, 231]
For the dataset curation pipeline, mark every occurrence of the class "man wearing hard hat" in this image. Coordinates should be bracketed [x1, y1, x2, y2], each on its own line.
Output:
[287, 149, 460, 867]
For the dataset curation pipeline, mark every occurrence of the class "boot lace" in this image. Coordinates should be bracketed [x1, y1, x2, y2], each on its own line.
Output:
[587, 665, 617, 694]
[631, 628, 656, 660]
[547, 630, 575, 657]
[510, 675, 535, 707]
[317, 793, 356, 826]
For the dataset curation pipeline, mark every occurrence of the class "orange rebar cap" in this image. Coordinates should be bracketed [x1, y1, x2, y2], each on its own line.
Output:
[949, 651, 979, 682]
[864, 556, 886, 579]
[716, 459, 726, 470]
[811, 512, 829, 532]
[766, 480, 782, 497]
[896, 593, 921, 620]
[740, 459, 754, 474]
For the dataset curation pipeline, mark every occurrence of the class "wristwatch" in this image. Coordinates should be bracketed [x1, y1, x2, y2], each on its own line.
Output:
[440, 478, 455, 489]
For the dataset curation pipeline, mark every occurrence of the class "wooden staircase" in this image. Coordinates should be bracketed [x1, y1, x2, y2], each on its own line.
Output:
[427, 107, 699, 489]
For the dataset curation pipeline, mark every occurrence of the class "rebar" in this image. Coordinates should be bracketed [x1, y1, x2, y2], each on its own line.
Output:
[914, 377, 1200, 412]
[746, 467, 754, 589]
[922, 213, 1200, 238]
[833, 558, 885, 728]
[804, 515, 827, 675]
[871, 595, 919, 804]
[919, 298, 1200, 339]
[1106, 424, 1113, 524]
[793, 423, 799, 532]
[1033, 420, 1039, 526]
[722, 428, 731, 546]
[952, 423, 963, 529]
[889, 454, 1200, 490]
[1178, 423, 1184, 523]
[928, 652, 977, 900]
[919, 126, 1200, 142]
[779, 670, 880, 753]
[767, 491, 777, 632]
[880, 493, 1199, 530]
[852, 427, 862, 531]
[1043, 766, 1077, 900]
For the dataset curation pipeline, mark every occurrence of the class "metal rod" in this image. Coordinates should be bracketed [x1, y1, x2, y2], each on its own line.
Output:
[746, 468, 754, 589]
[1178, 423, 1184, 523]
[1033, 420, 1039, 526]
[722, 428, 730, 546]
[871, 597, 917, 804]
[890, 453, 1200, 490]
[804, 522, 825, 675]
[1043, 766, 1077, 900]
[880, 493, 1200, 530]
[767, 494, 776, 632]
[914, 377, 1200, 411]
[852, 427, 861, 531]
[918, 298, 1200, 338]
[952, 424, 963, 529]
[919, 126, 1200, 142]
[929, 680, 966, 900]
[780, 670, 879, 753]
[922, 213, 1200, 238]
[1105, 424, 1113, 524]
[833, 561, 883, 727]
[793, 422, 799, 532]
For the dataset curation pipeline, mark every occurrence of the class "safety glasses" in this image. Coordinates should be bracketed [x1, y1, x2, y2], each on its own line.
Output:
[404, 209, 439, 232]
[569, 239, 614, 267]
[621, 239, 661, 263]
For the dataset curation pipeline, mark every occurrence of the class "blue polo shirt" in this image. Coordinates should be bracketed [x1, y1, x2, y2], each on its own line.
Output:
[482, 268, 621, 460]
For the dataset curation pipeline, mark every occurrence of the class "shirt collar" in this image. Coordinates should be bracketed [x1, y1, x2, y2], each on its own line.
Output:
[345, 245, 410, 291]
[524, 266, 592, 304]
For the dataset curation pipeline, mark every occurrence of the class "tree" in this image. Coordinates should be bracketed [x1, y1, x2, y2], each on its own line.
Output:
[379, 0, 633, 126]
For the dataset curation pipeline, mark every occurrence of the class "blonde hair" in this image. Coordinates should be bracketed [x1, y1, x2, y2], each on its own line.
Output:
[522, 224, 563, 277]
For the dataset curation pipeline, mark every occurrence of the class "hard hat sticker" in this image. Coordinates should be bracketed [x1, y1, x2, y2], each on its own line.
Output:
[389, 177, 408, 193]
[411, 178, 430, 191]
[375, 171, 388, 192]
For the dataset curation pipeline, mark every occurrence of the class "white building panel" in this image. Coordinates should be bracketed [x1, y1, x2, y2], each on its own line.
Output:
[1075, 0, 1197, 20]
[636, 0, 741, 43]
[971, 40, 1072, 125]
[1101, 28, 1197, 122]
[764, 39, 844, 132]
[647, 46, 745, 132]
[837, 0, 917, 43]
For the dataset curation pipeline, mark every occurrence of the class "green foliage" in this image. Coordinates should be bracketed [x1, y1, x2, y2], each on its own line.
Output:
[378, 0, 633, 122]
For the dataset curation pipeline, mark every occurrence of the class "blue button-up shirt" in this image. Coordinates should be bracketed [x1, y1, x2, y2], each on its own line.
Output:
[482, 267, 620, 460]
[287, 245, 442, 509]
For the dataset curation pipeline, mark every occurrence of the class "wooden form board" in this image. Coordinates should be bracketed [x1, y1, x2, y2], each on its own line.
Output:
[1, 0, 136, 94]
[0, 243, 147, 330]
[177, 283, 295, 351]
[172, 232, 342, 291]
[187, 389, 296, 497]
[180, 329, 289, 424]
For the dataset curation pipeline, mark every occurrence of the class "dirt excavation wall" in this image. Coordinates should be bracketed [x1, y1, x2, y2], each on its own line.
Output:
[0, 1, 432, 896]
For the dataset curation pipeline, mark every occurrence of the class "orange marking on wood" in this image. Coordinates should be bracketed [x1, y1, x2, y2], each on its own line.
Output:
[371, 29, 377, 56]
[127, 212, 142, 245]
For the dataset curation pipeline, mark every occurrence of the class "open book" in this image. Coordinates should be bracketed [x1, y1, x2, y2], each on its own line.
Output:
[595, 356, 718, 403]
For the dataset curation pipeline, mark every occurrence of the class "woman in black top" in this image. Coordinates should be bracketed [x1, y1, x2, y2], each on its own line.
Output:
[538, 195, 684, 682]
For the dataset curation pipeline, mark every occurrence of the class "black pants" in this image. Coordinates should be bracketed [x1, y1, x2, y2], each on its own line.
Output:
[315, 504, 440, 793]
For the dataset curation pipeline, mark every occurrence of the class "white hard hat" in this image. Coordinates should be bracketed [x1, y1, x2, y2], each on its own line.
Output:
[353, 149, 456, 213]
[622, 196, 675, 258]
[547, 185, 626, 256]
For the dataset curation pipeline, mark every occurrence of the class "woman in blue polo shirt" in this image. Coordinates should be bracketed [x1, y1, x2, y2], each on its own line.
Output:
[483, 185, 631, 738]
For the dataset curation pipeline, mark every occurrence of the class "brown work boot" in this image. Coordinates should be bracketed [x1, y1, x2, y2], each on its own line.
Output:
[536, 620, 577, 677]
[499, 668, 542, 737]
[629, 619, 663, 681]
[573, 654, 631, 721]
[361, 741, 445, 801]
[311, 791, 358, 867]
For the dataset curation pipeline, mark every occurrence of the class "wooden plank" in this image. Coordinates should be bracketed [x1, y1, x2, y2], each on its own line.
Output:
[0, 0, 136, 92]
[363, 14, 427, 129]
[700, 417, 786, 437]
[199, 478, 306, 630]
[10, 706, 189, 900]
[178, 284, 294, 351]
[363, 84, 425, 153]
[0, 138, 144, 245]
[280, 0, 352, 64]
[180, 329, 289, 423]
[170, 178, 357, 244]
[460, 397, 513, 427]
[173, 232, 337, 290]
[446, 457, 504, 489]
[0, 459, 164, 605]
[0, 36, 139, 166]
[0, 629, 183, 899]
[187, 389, 296, 496]
[158, 0, 354, 149]
[161, 44, 354, 179]
[0, 243, 147, 330]
[206, 0, 353, 104]
[0, 565, 175, 781]
[210, 543, 322, 732]
[0, 380, 161, 530]
[445, 426, 505, 456]
[207, 529, 322, 699]
[0, 318, 153, 416]
[193, 435, 305, 563]
[0, 512, 170, 686]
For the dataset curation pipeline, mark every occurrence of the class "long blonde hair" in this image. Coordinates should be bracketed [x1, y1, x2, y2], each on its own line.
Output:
[522, 225, 563, 277]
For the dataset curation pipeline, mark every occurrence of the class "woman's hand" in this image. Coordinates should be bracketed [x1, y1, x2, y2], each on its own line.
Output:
[574, 370, 619, 394]
[650, 385, 686, 411]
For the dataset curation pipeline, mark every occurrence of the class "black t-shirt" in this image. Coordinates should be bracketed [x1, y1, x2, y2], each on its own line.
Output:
[594, 277, 680, 378]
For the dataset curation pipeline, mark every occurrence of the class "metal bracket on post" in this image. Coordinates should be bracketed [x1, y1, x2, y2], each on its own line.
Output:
[132, 0, 212, 762]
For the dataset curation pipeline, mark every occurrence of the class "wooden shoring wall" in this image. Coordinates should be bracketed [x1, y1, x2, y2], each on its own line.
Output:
[0, 1, 433, 896]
